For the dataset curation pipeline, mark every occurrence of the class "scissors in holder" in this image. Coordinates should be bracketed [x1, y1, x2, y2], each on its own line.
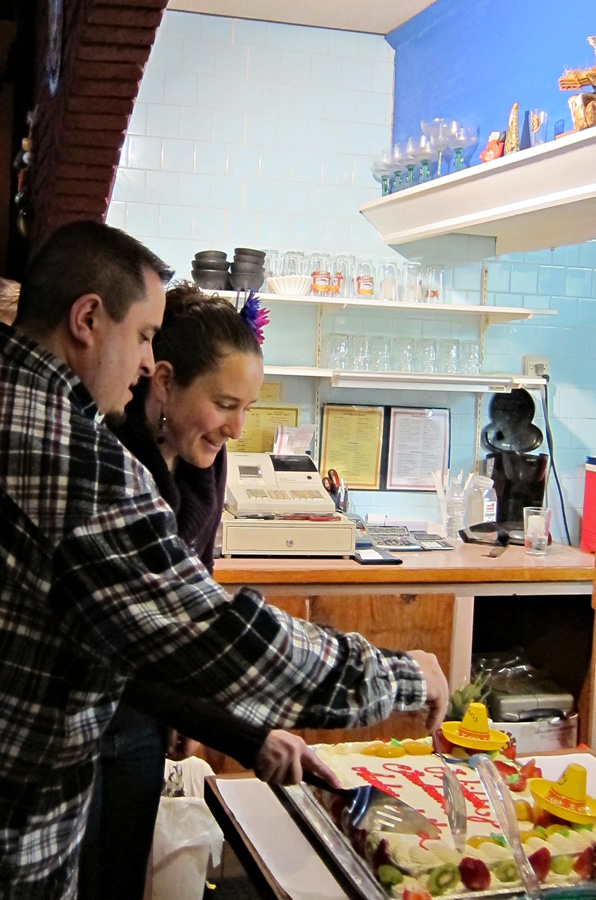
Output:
[322, 468, 340, 498]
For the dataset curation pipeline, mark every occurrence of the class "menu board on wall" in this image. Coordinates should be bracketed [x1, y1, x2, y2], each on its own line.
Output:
[386, 407, 450, 491]
[319, 405, 384, 490]
[227, 405, 299, 453]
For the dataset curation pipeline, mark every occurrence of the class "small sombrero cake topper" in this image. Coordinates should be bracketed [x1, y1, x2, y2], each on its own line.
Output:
[441, 702, 510, 751]
[529, 763, 596, 824]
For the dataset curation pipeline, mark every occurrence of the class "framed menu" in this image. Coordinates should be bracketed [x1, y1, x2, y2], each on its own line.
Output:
[320, 405, 384, 490]
[386, 407, 450, 491]
[227, 405, 299, 453]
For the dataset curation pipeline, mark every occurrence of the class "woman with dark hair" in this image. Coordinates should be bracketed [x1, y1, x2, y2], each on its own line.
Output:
[79, 282, 336, 900]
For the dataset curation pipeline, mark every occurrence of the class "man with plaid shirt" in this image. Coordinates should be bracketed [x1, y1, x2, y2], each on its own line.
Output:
[0, 221, 448, 899]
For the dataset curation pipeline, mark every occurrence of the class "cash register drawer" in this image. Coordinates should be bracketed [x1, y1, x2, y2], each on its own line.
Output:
[221, 514, 355, 557]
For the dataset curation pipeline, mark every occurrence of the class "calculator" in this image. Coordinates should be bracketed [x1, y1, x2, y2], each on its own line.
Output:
[365, 525, 424, 551]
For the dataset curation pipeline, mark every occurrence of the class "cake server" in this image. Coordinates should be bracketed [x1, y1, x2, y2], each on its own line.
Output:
[302, 771, 441, 837]
[433, 734, 467, 852]
[475, 754, 542, 900]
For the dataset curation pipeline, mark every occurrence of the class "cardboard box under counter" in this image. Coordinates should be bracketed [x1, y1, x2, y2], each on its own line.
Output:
[492, 713, 578, 755]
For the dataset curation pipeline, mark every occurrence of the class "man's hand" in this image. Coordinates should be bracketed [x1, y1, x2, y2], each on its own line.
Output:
[165, 729, 202, 762]
[254, 730, 342, 788]
[408, 649, 449, 732]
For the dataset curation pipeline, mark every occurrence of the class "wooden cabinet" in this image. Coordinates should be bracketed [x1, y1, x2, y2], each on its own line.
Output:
[199, 584, 455, 774]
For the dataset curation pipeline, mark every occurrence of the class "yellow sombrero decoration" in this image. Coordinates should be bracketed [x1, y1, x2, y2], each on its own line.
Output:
[441, 702, 510, 751]
[529, 763, 596, 825]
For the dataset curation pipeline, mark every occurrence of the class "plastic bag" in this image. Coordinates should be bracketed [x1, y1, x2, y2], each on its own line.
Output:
[150, 757, 224, 900]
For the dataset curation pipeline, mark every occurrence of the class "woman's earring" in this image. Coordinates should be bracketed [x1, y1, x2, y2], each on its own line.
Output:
[157, 410, 167, 444]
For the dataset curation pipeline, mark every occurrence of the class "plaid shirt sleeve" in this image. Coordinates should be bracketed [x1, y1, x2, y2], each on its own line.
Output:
[50, 486, 426, 731]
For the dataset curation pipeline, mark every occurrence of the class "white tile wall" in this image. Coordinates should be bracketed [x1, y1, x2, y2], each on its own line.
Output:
[107, 11, 596, 546]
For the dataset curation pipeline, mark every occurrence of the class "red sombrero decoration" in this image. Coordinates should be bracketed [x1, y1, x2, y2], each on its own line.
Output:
[441, 702, 509, 751]
[529, 763, 596, 825]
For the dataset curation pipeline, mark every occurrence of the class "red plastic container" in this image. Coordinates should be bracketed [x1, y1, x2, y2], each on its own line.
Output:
[580, 457, 596, 553]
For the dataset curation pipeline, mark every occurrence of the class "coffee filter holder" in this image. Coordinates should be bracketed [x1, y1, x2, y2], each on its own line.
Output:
[481, 389, 543, 453]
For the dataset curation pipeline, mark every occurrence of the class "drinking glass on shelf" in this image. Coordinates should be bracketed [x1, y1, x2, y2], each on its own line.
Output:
[370, 150, 394, 196]
[369, 335, 391, 371]
[309, 252, 331, 295]
[378, 259, 399, 302]
[462, 125, 480, 167]
[349, 335, 371, 371]
[354, 258, 375, 298]
[393, 142, 416, 189]
[406, 135, 437, 183]
[402, 261, 422, 303]
[331, 254, 353, 298]
[282, 251, 300, 277]
[321, 333, 349, 369]
[422, 265, 445, 303]
[420, 118, 451, 177]
[390, 336, 414, 372]
[460, 340, 482, 375]
[436, 338, 460, 374]
[530, 110, 548, 146]
[447, 123, 478, 172]
[415, 337, 437, 373]
[264, 249, 279, 280]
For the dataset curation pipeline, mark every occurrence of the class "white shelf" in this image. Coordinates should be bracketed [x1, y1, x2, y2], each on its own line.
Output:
[264, 366, 546, 394]
[359, 128, 596, 258]
[222, 291, 555, 324]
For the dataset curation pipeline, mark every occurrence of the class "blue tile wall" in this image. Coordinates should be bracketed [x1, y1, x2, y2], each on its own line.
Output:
[107, 11, 596, 545]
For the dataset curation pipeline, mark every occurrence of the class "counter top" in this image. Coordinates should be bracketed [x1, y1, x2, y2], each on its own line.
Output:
[214, 541, 594, 586]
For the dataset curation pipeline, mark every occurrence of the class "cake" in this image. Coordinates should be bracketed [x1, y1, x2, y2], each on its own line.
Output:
[309, 730, 596, 898]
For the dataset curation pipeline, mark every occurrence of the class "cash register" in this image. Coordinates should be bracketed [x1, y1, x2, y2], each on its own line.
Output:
[221, 452, 356, 557]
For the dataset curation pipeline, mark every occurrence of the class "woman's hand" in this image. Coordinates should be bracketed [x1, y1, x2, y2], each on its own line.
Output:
[254, 730, 342, 788]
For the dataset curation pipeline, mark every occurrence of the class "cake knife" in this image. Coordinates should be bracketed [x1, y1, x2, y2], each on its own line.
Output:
[302, 771, 441, 837]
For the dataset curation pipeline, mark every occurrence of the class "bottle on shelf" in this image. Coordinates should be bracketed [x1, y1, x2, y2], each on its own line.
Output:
[465, 475, 497, 527]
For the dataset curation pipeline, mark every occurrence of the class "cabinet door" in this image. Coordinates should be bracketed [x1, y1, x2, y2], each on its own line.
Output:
[303, 588, 455, 745]
[197, 589, 309, 775]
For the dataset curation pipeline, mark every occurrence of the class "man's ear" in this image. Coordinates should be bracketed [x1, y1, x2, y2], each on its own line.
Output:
[69, 294, 102, 346]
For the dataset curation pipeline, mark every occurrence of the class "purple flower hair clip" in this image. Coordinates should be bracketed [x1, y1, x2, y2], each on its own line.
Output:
[238, 290, 270, 345]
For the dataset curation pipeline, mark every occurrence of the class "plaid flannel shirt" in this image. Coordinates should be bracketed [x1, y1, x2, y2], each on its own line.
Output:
[0, 326, 425, 898]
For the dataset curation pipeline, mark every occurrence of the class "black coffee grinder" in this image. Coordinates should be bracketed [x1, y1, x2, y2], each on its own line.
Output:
[480, 389, 548, 533]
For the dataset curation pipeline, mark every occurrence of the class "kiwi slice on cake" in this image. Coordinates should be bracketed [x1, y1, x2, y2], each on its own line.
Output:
[428, 863, 460, 896]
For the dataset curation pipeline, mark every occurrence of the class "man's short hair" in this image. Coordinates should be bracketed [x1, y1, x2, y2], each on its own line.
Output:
[15, 221, 173, 335]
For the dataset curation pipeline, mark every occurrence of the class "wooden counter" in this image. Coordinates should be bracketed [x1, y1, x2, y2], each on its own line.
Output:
[214, 540, 594, 587]
[207, 542, 595, 769]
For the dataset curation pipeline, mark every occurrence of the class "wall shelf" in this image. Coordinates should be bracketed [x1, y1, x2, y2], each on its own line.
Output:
[221, 290, 555, 324]
[264, 366, 546, 394]
[359, 128, 596, 258]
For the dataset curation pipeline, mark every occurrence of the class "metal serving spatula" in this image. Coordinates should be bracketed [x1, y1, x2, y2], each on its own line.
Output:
[302, 771, 440, 837]
[433, 733, 468, 852]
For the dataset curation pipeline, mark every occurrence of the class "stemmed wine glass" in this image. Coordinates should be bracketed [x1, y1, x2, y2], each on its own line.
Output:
[394, 141, 417, 189]
[447, 123, 478, 172]
[370, 149, 394, 196]
[421, 118, 451, 178]
[406, 135, 437, 183]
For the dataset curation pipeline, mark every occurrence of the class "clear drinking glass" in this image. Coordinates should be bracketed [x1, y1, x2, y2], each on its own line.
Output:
[523, 506, 552, 556]
[349, 335, 371, 371]
[436, 338, 459, 374]
[354, 258, 375, 299]
[321, 333, 349, 369]
[391, 336, 413, 372]
[264, 249, 279, 279]
[530, 110, 548, 146]
[422, 265, 445, 303]
[378, 260, 399, 302]
[415, 337, 437, 373]
[309, 252, 331, 295]
[460, 340, 481, 375]
[282, 251, 300, 277]
[331, 254, 353, 298]
[402, 261, 422, 303]
[369, 335, 391, 371]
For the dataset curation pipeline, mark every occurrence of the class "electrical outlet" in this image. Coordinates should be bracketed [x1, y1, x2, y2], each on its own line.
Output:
[524, 355, 549, 377]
